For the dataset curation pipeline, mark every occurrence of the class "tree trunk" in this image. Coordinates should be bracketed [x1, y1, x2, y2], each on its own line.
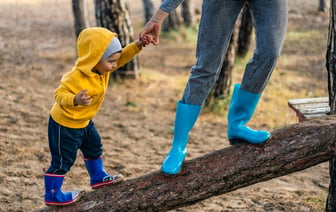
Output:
[162, 11, 182, 31]
[142, 0, 155, 23]
[162, 0, 182, 31]
[326, 0, 336, 210]
[94, 0, 140, 79]
[35, 116, 336, 212]
[237, 4, 253, 57]
[327, 0, 336, 113]
[181, 0, 194, 27]
[327, 156, 336, 211]
[319, 0, 327, 12]
[72, 0, 89, 37]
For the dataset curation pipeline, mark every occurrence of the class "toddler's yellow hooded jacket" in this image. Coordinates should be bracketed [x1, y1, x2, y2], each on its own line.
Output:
[50, 27, 141, 128]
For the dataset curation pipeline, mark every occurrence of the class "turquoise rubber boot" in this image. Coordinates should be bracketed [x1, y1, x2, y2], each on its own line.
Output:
[227, 84, 270, 145]
[44, 173, 79, 206]
[162, 100, 201, 175]
[84, 157, 123, 189]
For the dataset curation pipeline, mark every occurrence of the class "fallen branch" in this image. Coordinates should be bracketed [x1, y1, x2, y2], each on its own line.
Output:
[35, 116, 336, 212]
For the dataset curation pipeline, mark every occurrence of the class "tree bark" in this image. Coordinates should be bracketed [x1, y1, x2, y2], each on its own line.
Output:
[72, 0, 89, 37]
[142, 0, 155, 23]
[95, 0, 140, 79]
[181, 0, 194, 27]
[327, 156, 336, 212]
[35, 116, 336, 212]
[319, 0, 327, 12]
[162, 0, 182, 31]
[162, 10, 182, 31]
[327, 0, 336, 114]
[326, 0, 336, 210]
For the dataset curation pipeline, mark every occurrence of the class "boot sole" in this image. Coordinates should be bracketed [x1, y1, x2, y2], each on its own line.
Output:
[45, 194, 80, 206]
[229, 138, 250, 145]
[91, 175, 124, 189]
[229, 135, 271, 145]
[161, 171, 180, 176]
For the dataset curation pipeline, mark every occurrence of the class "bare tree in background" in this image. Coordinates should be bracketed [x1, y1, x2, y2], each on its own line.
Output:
[95, 0, 140, 79]
[326, 0, 336, 210]
[161, 0, 182, 31]
[72, 0, 89, 37]
[162, 10, 182, 31]
[142, 0, 155, 23]
[181, 0, 194, 27]
[237, 4, 252, 57]
[319, 0, 327, 12]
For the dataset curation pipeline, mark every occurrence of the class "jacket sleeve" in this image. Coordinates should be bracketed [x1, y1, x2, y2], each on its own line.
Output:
[54, 73, 76, 107]
[160, 0, 184, 13]
[115, 42, 141, 69]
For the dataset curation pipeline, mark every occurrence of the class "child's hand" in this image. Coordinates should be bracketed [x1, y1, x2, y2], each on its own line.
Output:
[137, 34, 153, 48]
[74, 90, 92, 106]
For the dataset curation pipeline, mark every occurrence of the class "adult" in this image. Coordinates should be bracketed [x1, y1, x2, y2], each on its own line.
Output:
[139, 0, 288, 175]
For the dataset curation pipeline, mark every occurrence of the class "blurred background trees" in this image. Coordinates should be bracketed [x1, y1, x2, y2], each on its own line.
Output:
[72, 0, 89, 37]
[95, 0, 140, 79]
[319, 0, 327, 12]
[142, 0, 154, 23]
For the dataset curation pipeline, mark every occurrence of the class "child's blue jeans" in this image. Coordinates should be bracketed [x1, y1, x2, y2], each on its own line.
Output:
[46, 116, 103, 175]
[181, 0, 288, 106]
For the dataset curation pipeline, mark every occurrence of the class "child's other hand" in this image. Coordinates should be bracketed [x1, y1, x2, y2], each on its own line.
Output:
[74, 90, 92, 106]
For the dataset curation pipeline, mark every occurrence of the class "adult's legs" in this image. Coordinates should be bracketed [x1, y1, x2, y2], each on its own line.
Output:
[181, 0, 245, 106]
[162, 0, 246, 174]
[227, 0, 288, 144]
[241, 0, 288, 93]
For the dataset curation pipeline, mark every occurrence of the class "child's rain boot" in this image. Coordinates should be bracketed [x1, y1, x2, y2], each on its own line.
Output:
[161, 100, 201, 175]
[44, 172, 79, 206]
[227, 83, 270, 145]
[84, 157, 123, 189]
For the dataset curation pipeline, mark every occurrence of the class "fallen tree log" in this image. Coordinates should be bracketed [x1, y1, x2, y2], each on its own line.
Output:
[35, 116, 336, 212]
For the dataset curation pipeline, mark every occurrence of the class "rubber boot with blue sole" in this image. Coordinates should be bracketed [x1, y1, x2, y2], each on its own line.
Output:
[84, 157, 124, 189]
[161, 100, 201, 175]
[227, 84, 270, 145]
[44, 173, 79, 206]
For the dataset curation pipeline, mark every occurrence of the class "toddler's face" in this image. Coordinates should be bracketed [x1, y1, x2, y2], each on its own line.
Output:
[94, 52, 121, 74]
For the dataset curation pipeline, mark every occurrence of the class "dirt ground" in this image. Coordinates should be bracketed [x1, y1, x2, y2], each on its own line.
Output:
[0, 0, 332, 211]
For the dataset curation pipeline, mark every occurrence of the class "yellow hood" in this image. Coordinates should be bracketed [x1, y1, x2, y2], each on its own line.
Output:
[75, 27, 117, 77]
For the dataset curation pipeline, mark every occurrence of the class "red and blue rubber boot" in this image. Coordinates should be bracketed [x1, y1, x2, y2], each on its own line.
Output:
[44, 173, 79, 206]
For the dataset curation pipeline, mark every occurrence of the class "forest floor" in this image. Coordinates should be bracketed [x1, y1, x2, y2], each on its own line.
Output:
[0, 0, 332, 211]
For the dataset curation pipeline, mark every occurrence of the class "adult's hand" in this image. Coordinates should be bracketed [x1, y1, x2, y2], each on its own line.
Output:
[138, 9, 169, 45]
[139, 21, 161, 45]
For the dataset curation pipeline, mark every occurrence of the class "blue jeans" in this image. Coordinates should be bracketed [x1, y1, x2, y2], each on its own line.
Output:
[181, 0, 288, 106]
[46, 116, 103, 175]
